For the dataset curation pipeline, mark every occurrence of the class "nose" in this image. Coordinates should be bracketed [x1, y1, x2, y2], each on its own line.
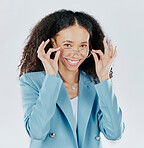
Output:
[72, 49, 81, 58]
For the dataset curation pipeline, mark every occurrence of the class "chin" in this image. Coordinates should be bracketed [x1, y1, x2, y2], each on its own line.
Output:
[66, 66, 79, 72]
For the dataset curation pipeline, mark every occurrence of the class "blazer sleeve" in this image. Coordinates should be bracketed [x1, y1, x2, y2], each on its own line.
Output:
[94, 78, 125, 140]
[19, 73, 63, 140]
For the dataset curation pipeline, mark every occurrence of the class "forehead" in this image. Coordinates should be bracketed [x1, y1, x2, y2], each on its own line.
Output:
[56, 25, 90, 43]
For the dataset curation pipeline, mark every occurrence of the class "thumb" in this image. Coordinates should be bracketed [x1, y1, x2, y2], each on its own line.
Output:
[54, 50, 60, 63]
[92, 51, 98, 64]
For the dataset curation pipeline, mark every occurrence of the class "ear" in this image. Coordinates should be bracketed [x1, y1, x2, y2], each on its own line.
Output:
[50, 38, 58, 48]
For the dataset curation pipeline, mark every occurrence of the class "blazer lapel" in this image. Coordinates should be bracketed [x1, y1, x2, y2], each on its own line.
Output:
[76, 69, 96, 148]
[55, 72, 78, 144]
[42, 69, 96, 147]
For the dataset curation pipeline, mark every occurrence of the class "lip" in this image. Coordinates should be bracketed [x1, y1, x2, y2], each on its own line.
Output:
[65, 58, 81, 66]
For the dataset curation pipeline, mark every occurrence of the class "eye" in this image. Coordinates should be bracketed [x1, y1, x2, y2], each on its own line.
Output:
[81, 44, 87, 47]
[64, 44, 71, 47]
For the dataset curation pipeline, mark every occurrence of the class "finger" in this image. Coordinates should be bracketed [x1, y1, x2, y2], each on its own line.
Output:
[54, 50, 61, 62]
[46, 47, 60, 60]
[37, 41, 45, 54]
[110, 46, 117, 64]
[92, 49, 104, 59]
[38, 40, 45, 49]
[42, 38, 50, 49]
[113, 46, 117, 57]
[103, 36, 109, 55]
[109, 40, 113, 57]
[37, 39, 50, 55]
[91, 50, 98, 64]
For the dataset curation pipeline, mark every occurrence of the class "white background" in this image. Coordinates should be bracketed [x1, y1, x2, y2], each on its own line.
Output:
[0, 0, 144, 147]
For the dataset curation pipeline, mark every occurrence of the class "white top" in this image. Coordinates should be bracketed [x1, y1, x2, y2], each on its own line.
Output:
[70, 96, 78, 129]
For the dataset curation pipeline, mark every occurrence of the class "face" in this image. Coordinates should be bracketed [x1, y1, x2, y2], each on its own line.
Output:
[51, 24, 90, 72]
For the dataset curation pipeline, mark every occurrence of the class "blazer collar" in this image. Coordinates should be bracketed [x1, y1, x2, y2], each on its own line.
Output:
[43, 68, 96, 148]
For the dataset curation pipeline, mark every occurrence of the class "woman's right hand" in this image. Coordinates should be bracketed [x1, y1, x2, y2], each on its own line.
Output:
[37, 38, 61, 77]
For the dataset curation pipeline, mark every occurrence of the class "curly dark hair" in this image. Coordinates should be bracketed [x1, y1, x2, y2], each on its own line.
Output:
[17, 9, 113, 83]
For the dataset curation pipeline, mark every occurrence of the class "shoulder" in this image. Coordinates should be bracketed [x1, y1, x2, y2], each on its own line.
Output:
[19, 71, 45, 90]
[20, 71, 45, 79]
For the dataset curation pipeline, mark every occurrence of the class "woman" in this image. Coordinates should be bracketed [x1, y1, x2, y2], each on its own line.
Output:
[18, 9, 125, 148]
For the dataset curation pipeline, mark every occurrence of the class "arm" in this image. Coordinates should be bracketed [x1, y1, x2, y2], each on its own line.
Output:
[19, 73, 63, 140]
[94, 78, 125, 140]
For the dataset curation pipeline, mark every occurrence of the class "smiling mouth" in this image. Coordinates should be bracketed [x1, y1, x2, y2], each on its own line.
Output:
[65, 58, 81, 66]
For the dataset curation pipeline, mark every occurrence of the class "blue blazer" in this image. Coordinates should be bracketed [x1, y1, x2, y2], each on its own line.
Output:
[19, 68, 125, 148]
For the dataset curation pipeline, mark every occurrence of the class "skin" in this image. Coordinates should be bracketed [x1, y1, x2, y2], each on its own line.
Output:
[51, 23, 90, 85]
[91, 37, 117, 82]
[51, 23, 117, 84]
[37, 23, 117, 100]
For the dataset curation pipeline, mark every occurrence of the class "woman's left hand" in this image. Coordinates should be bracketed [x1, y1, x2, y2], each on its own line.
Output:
[91, 36, 117, 82]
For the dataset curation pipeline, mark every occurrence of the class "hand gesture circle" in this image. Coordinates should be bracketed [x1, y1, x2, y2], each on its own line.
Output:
[91, 37, 117, 82]
[37, 38, 61, 77]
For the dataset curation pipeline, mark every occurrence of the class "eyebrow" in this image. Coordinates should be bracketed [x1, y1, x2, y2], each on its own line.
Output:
[62, 40, 88, 43]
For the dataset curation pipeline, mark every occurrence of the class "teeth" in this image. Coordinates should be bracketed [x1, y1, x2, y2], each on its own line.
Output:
[67, 59, 79, 63]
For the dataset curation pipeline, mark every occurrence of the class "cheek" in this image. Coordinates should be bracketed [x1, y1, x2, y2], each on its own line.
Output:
[58, 54, 65, 64]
